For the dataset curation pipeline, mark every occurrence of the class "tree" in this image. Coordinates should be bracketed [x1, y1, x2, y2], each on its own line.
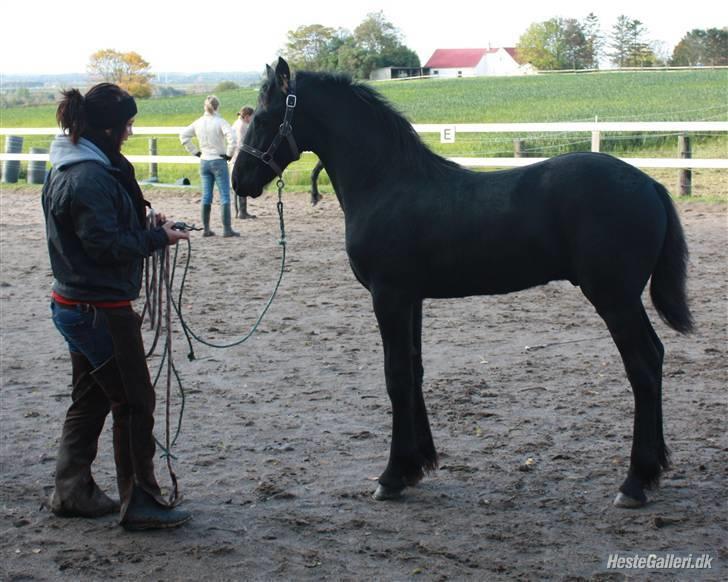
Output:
[517, 18, 593, 70]
[335, 39, 370, 79]
[214, 81, 239, 92]
[352, 12, 419, 77]
[625, 19, 656, 66]
[88, 49, 154, 98]
[281, 12, 419, 79]
[608, 16, 657, 67]
[283, 24, 339, 71]
[608, 15, 632, 67]
[562, 18, 591, 69]
[671, 28, 728, 66]
[582, 13, 603, 69]
[517, 19, 563, 69]
[353, 11, 400, 54]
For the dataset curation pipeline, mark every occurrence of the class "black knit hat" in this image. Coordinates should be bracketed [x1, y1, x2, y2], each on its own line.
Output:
[84, 83, 138, 130]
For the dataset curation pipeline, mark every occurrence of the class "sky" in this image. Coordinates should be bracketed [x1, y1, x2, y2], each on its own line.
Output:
[1, 0, 725, 75]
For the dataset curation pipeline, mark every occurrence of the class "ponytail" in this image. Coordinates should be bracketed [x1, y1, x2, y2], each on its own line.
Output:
[56, 88, 87, 144]
[204, 95, 220, 114]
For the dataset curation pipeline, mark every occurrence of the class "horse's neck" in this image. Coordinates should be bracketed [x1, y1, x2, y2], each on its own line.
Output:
[301, 92, 390, 201]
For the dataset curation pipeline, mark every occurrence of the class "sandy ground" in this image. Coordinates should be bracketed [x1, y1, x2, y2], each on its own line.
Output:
[0, 187, 726, 581]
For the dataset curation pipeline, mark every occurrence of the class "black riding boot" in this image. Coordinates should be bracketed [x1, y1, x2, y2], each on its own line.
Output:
[121, 485, 192, 531]
[51, 352, 119, 518]
[202, 204, 215, 237]
[222, 204, 240, 237]
[239, 196, 256, 219]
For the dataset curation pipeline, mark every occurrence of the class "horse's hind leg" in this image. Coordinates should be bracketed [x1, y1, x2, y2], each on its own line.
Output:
[411, 301, 437, 474]
[371, 291, 427, 500]
[642, 308, 669, 473]
[597, 301, 667, 508]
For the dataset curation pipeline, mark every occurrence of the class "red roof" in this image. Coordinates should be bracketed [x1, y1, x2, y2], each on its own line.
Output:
[503, 47, 522, 63]
[424, 48, 519, 69]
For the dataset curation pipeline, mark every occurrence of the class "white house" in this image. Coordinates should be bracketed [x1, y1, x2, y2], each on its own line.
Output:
[424, 47, 535, 77]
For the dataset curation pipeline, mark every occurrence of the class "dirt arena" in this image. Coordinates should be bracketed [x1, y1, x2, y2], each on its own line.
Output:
[1, 188, 725, 581]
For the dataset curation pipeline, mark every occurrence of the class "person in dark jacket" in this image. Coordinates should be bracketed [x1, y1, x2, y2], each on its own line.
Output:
[42, 83, 192, 531]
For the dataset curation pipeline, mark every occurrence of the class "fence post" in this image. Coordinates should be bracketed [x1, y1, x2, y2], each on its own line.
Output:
[148, 138, 159, 183]
[514, 138, 524, 158]
[591, 131, 601, 152]
[678, 134, 692, 196]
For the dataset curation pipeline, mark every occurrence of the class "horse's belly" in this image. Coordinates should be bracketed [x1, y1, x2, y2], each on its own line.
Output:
[421, 250, 566, 298]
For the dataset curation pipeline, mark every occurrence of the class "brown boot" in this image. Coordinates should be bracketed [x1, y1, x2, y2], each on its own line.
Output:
[50, 352, 119, 518]
[93, 307, 183, 522]
[91, 354, 167, 518]
[91, 353, 191, 531]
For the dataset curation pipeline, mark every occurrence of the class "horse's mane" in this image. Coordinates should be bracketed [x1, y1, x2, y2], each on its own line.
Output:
[296, 72, 459, 174]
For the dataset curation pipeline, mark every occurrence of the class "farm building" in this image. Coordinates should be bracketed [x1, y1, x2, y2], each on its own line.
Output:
[424, 47, 535, 77]
[369, 66, 431, 80]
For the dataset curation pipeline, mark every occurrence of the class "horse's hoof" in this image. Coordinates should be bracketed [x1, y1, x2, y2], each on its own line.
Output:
[373, 484, 403, 501]
[613, 491, 646, 508]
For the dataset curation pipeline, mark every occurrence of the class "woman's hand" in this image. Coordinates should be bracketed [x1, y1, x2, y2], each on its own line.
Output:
[161, 221, 190, 244]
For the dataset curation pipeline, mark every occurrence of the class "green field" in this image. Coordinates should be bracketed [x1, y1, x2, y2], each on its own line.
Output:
[2, 69, 726, 194]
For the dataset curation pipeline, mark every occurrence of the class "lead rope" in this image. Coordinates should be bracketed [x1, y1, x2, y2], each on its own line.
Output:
[141, 180, 288, 504]
[143, 209, 184, 506]
[171, 179, 287, 355]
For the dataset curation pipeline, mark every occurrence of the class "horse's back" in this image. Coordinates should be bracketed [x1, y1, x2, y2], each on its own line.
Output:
[346, 153, 670, 300]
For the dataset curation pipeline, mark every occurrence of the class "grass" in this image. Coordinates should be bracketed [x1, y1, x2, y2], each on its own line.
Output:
[2, 69, 726, 195]
[376, 70, 728, 123]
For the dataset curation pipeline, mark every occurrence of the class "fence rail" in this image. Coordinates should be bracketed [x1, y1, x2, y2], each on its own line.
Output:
[2, 121, 727, 170]
[2, 152, 725, 170]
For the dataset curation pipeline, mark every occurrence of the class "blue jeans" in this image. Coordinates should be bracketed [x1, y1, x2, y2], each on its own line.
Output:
[200, 158, 231, 205]
[51, 302, 115, 368]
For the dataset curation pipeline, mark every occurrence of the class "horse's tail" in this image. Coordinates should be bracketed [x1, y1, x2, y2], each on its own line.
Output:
[649, 182, 694, 334]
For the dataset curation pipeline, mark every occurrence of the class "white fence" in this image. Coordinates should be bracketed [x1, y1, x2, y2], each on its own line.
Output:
[2, 121, 727, 170]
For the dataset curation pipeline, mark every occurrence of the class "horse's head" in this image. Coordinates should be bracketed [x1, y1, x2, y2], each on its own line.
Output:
[232, 58, 300, 198]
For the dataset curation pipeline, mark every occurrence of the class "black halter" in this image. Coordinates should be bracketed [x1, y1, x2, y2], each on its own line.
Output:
[241, 91, 300, 177]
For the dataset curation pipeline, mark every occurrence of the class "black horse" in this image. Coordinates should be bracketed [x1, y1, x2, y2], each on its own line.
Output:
[233, 58, 693, 508]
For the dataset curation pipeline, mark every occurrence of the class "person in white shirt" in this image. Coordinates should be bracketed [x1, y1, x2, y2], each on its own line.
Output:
[230, 106, 256, 219]
[180, 96, 238, 237]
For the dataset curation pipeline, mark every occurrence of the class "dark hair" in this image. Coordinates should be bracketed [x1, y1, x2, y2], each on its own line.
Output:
[56, 83, 137, 148]
[55, 88, 87, 144]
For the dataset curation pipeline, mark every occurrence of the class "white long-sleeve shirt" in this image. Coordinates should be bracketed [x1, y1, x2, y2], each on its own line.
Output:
[179, 112, 236, 160]
[231, 117, 250, 150]
[230, 117, 251, 165]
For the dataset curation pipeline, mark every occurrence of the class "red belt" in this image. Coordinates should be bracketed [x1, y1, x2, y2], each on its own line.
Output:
[51, 290, 131, 309]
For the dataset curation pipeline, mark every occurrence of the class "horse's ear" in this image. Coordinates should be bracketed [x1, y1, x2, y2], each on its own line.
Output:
[265, 64, 275, 82]
[275, 57, 291, 94]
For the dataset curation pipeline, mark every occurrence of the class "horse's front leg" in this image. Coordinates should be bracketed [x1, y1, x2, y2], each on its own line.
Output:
[371, 290, 423, 500]
[412, 300, 437, 472]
